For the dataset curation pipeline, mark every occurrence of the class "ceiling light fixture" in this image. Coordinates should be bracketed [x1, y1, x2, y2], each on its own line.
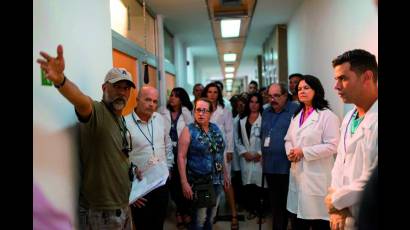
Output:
[224, 53, 237, 62]
[225, 73, 234, 78]
[221, 19, 241, 38]
[225, 66, 235, 72]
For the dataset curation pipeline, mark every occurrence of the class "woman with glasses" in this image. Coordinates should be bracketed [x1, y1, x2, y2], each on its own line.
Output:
[201, 83, 239, 230]
[158, 87, 194, 229]
[284, 75, 340, 230]
[178, 97, 229, 230]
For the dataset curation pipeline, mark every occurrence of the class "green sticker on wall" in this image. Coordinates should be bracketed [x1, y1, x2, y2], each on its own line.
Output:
[41, 70, 52, 86]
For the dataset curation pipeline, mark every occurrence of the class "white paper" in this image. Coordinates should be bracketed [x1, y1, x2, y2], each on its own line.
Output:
[129, 162, 169, 205]
[264, 137, 270, 147]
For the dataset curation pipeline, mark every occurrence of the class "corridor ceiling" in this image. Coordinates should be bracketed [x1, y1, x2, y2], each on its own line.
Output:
[147, 0, 303, 84]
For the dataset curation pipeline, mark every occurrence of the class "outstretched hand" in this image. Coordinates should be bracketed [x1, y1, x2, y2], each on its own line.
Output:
[37, 45, 65, 84]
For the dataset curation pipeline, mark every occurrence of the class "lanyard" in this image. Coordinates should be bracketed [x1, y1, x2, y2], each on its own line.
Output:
[103, 102, 131, 157]
[132, 112, 155, 153]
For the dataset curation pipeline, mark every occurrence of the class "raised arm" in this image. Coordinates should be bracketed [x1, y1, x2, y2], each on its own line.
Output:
[37, 45, 93, 120]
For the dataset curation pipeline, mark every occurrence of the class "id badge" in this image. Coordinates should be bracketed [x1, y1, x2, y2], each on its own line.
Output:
[172, 141, 177, 147]
[148, 155, 160, 165]
[264, 137, 270, 147]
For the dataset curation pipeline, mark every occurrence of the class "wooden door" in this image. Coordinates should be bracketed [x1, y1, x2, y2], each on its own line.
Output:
[112, 49, 139, 115]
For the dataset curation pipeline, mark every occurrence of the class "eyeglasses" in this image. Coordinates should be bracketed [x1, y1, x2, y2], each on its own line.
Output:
[195, 108, 210, 114]
[267, 93, 283, 100]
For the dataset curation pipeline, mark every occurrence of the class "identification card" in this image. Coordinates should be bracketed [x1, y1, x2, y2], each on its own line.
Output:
[264, 137, 270, 147]
[148, 155, 160, 165]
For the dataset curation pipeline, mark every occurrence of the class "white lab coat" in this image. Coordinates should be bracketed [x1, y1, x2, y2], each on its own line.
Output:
[211, 105, 234, 153]
[236, 114, 264, 186]
[285, 108, 340, 220]
[210, 104, 234, 177]
[331, 100, 378, 229]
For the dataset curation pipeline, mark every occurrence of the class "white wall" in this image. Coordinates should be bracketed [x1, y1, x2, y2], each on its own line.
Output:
[186, 47, 195, 87]
[33, 0, 113, 225]
[174, 37, 187, 88]
[287, 0, 378, 118]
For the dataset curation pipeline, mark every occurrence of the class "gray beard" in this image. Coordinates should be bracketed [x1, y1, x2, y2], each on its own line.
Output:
[103, 94, 126, 111]
[112, 99, 126, 110]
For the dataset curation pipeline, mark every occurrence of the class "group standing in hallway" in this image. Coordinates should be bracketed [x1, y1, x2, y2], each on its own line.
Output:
[36, 45, 377, 230]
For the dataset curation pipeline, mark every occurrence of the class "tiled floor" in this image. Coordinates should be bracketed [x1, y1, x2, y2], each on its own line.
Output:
[164, 192, 274, 230]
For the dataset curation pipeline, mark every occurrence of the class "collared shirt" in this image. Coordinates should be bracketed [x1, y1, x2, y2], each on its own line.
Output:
[124, 111, 173, 172]
[261, 101, 298, 174]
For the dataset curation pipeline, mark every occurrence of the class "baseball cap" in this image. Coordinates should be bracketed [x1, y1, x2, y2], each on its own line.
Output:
[104, 67, 136, 88]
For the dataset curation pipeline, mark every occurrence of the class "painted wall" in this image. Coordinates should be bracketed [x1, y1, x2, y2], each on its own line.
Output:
[33, 0, 113, 225]
[174, 37, 187, 88]
[287, 0, 378, 118]
[186, 47, 195, 88]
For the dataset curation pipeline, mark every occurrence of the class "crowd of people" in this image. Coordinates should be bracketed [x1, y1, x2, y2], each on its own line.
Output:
[36, 45, 377, 230]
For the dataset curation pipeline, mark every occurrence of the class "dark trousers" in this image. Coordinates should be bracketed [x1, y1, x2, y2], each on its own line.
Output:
[266, 173, 289, 230]
[169, 167, 191, 216]
[231, 170, 245, 208]
[244, 184, 269, 216]
[131, 184, 169, 230]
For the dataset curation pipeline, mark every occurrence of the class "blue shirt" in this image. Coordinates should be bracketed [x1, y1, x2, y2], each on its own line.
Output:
[187, 122, 225, 185]
[261, 101, 298, 174]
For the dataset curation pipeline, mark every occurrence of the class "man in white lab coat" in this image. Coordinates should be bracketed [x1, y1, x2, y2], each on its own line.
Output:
[325, 49, 378, 230]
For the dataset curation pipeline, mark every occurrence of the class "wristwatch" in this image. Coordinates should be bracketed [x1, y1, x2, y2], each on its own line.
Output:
[54, 75, 66, 88]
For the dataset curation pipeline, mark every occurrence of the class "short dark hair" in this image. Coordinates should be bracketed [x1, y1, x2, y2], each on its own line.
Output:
[289, 73, 303, 80]
[293, 75, 330, 117]
[193, 83, 204, 92]
[249, 80, 258, 88]
[332, 49, 378, 82]
[167, 87, 193, 112]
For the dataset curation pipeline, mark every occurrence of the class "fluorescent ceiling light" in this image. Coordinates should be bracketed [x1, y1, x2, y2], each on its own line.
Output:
[225, 66, 235, 72]
[225, 73, 234, 78]
[224, 53, 237, 62]
[221, 19, 241, 38]
[226, 79, 233, 84]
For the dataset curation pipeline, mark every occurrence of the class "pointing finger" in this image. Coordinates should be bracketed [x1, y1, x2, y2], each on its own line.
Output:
[57, 45, 64, 60]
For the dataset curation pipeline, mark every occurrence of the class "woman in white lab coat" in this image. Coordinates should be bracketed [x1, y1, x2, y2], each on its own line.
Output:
[284, 75, 340, 230]
[235, 93, 265, 220]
